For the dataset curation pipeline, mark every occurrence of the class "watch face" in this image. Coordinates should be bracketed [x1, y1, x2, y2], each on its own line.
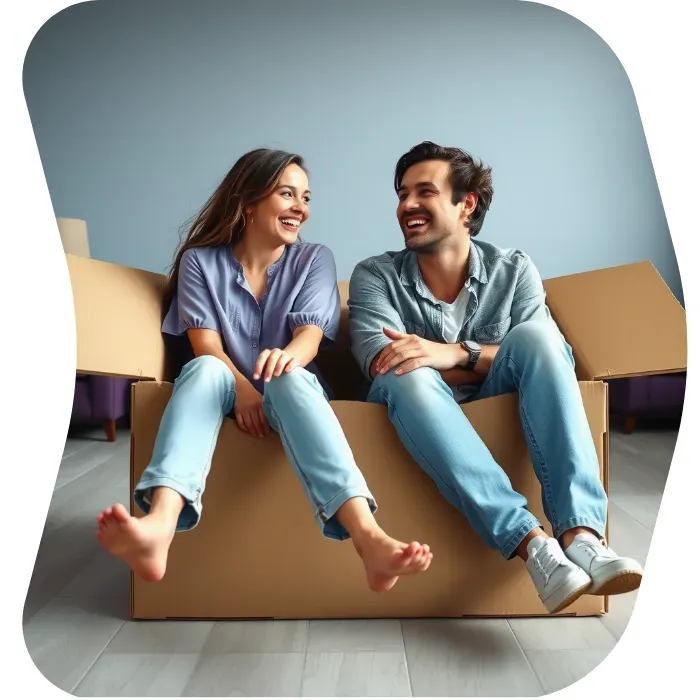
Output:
[467, 341, 480, 352]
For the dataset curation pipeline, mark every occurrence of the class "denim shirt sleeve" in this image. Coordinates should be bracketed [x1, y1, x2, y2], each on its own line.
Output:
[511, 254, 549, 327]
[348, 261, 409, 380]
[288, 245, 341, 344]
[176, 248, 222, 334]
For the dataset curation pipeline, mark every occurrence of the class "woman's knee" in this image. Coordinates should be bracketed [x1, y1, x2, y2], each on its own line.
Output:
[263, 367, 322, 402]
[179, 355, 235, 391]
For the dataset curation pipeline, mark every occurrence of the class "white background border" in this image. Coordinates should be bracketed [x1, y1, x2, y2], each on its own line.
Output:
[2, 1, 695, 697]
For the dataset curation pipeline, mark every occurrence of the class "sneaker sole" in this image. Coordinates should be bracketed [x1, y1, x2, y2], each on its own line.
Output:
[589, 570, 643, 596]
[546, 579, 592, 614]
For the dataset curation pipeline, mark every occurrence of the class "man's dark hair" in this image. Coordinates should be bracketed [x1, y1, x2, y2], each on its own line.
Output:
[394, 141, 494, 237]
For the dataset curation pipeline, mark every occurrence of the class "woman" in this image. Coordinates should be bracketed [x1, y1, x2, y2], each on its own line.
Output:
[96, 148, 432, 593]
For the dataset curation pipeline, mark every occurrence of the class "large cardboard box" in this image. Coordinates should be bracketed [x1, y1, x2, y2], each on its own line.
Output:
[66, 254, 686, 619]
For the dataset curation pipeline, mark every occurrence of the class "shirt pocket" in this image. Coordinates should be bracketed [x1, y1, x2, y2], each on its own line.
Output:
[473, 316, 511, 344]
[404, 320, 426, 336]
[226, 303, 241, 333]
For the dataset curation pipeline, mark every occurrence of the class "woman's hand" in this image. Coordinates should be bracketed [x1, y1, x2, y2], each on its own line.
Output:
[234, 379, 269, 438]
[253, 348, 299, 383]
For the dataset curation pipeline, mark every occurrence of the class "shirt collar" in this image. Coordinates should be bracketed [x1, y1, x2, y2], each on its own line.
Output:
[468, 239, 488, 284]
[229, 241, 291, 277]
[400, 239, 488, 292]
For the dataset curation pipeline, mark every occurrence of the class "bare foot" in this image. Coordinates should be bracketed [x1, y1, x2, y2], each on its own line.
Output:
[353, 531, 433, 592]
[96, 503, 175, 582]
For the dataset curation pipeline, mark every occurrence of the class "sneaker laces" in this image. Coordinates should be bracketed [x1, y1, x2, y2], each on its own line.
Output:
[533, 543, 564, 584]
[576, 536, 617, 559]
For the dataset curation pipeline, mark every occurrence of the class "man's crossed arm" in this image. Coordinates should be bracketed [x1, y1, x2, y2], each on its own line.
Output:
[369, 327, 499, 384]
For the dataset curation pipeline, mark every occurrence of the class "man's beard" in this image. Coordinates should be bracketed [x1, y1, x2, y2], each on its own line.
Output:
[404, 226, 450, 254]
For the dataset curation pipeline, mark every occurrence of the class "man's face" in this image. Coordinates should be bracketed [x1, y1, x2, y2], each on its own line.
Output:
[396, 160, 466, 252]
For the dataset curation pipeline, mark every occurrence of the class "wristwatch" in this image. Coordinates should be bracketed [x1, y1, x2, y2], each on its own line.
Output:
[459, 340, 482, 371]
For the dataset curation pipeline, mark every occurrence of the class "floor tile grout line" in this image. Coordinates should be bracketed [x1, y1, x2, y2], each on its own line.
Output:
[54, 445, 130, 493]
[399, 620, 415, 697]
[60, 440, 91, 462]
[607, 495, 654, 535]
[608, 465, 667, 495]
[61, 434, 129, 460]
[505, 618, 546, 696]
[69, 618, 126, 695]
[299, 619, 310, 697]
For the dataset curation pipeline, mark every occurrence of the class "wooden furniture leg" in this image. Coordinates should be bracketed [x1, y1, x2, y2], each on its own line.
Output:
[104, 419, 117, 442]
[624, 414, 637, 435]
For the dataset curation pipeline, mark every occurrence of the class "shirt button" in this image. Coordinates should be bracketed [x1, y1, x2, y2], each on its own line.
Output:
[252, 342, 258, 348]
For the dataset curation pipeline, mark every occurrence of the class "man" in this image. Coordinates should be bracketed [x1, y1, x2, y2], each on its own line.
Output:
[347, 141, 644, 613]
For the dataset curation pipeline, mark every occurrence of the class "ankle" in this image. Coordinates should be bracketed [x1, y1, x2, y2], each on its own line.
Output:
[349, 523, 384, 550]
[560, 527, 597, 550]
[516, 527, 548, 562]
[149, 488, 184, 522]
[337, 496, 382, 546]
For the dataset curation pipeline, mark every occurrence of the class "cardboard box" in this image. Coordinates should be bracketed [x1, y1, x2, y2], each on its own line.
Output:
[66, 254, 686, 619]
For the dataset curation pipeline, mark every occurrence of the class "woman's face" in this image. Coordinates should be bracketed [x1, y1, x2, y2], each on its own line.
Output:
[248, 164, 310, 245]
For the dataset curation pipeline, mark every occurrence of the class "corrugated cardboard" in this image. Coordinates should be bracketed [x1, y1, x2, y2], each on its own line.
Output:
[65, 253, 687, 619]
[543, 261, 686, 381]
[67, 255, 166, 380]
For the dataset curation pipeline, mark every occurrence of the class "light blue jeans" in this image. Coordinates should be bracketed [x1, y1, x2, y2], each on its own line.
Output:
[134, 355, 376, 539]
[367, 320, 607, 559]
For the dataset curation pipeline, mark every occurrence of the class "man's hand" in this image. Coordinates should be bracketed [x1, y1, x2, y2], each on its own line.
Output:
[374, 328, 467, 376]
[234, 379, 269, 438]
[439, 367, 483, 387]
[253, 348, 299, 383]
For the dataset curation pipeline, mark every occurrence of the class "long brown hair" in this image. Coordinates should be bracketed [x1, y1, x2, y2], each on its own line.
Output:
[164, 148, 307, 300]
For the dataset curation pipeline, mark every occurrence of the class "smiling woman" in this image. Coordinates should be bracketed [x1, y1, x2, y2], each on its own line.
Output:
[93, 147, 433, 593]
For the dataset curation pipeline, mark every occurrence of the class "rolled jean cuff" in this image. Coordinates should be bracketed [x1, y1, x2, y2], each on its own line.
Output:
[319, 487, 378, 542]
[133, 477, 200, 532]
[501, 516, 543, 560]
[553, 517, 607, 540]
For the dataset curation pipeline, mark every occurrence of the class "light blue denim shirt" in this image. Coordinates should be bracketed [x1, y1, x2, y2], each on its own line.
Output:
[348, 238, 554, 401]
[162, 239, 341, 396]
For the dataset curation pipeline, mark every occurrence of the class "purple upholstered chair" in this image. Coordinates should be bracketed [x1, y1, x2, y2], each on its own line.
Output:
[70, 374, 133, 441]
[58, 219, 135, 441]
[608, 372, 686, 434]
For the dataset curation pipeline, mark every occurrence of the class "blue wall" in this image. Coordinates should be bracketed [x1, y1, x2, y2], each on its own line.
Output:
[23, 0, 682, 302]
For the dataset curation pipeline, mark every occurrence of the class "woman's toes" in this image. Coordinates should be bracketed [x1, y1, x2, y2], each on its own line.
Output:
[112, 504, 130, 523]
[407, 542, 421, 557]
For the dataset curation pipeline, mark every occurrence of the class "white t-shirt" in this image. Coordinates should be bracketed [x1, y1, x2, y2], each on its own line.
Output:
[439, 285, 470, 343]
[438, 285, 472, 404]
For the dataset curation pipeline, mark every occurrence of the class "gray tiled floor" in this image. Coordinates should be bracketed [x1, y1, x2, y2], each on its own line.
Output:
[23, 421, 675, 696]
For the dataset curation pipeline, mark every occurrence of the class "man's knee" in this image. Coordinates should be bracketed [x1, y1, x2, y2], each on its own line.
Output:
[501, 321, 572, 365]
[369, 366, 446, 402]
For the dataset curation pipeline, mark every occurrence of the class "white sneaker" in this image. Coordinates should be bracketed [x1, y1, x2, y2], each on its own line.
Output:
[564, 533, 643, 595]
[526, 536, 592, 613]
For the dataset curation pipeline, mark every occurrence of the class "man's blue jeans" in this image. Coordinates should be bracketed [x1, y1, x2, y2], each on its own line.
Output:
[366, 320, 607, 559]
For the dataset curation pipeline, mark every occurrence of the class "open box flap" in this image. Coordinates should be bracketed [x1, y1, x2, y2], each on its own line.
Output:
[543, 261, 686, 381]
[66, 254, 167, 380]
